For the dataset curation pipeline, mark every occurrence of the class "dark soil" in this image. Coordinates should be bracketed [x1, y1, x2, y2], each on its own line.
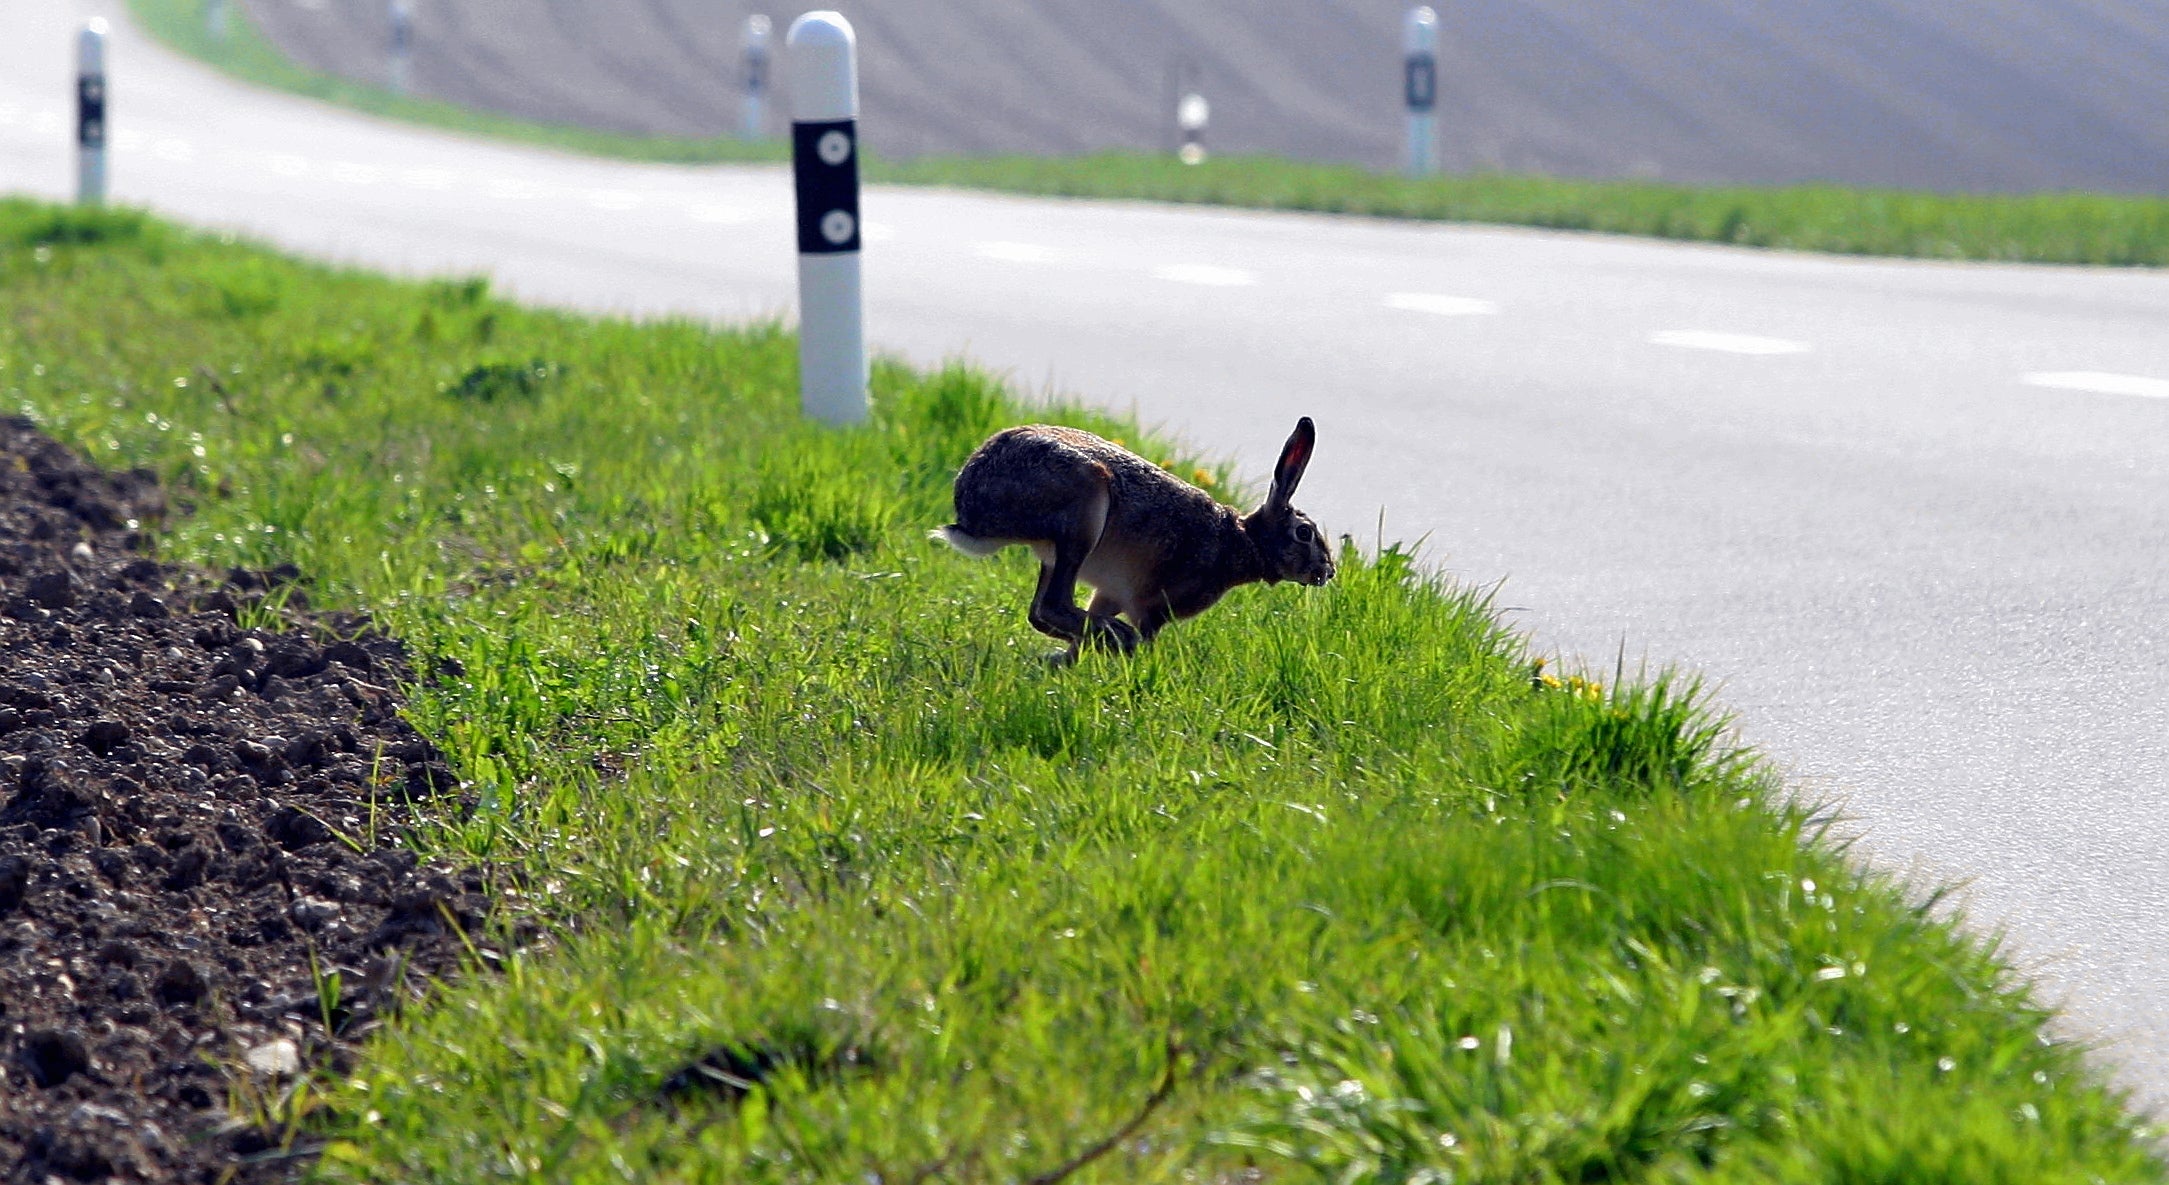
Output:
[0, 418, 495, 1184]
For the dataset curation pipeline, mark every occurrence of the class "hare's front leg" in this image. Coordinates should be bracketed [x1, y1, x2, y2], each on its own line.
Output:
[1131, 598, 1176, 644]
[1085, 589, 1143, 652]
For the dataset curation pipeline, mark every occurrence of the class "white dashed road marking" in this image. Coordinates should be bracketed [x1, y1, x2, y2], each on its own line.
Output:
[1650, 330, 1810, 356]
[1155, 263, 1256, 287]
[684, 202, 752, 224]
[329, 161, 381, 186]
[2023, 371, 2169, 399]
[976, 241, 1059, 264]
[1384, 292, 1499, 316]
[487, 178, 544, 201]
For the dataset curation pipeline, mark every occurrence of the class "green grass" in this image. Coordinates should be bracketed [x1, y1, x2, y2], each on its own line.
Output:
[2, 197, 2161, 1183]
[877, 153, 2169, 267]
[128, 0, 2169, 267]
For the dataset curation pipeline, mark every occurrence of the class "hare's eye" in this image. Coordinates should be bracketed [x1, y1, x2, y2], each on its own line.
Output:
[1294, 523, 1314, 543]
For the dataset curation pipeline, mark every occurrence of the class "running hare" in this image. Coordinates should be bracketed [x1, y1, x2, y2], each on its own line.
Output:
[935, 417, 1334, 657]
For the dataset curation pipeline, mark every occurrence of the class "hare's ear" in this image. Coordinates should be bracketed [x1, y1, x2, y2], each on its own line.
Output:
[1267, 417, 1315, 510]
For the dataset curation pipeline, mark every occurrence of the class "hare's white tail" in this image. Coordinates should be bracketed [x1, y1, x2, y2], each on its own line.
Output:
[932, 525, 1008, 558]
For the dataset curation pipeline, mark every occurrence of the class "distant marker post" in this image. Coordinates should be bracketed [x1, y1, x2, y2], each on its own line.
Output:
[1404, 6, 1438, 177]
[1177, 91, 1209, 165]
[787, 11, 866, 425]
[742, 14, 772, 138]
[76, 20, 108, 206]
[206, 0, 230, 42]
[387, 0, 413, 95]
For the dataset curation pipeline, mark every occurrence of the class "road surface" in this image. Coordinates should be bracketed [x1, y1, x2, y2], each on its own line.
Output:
[6, 0, 2169, 1111]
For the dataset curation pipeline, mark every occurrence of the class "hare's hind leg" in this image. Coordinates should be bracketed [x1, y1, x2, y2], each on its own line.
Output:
[1025, 488, 1137, 657]
[1027, 554, 1086, 649]
[1030, 543, 1137, 655]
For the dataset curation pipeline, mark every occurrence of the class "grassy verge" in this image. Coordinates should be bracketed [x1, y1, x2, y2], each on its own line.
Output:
[2, 197, 2160, 1182]
[877, 153, 2169, 267]
[130, 0, 2169, 267]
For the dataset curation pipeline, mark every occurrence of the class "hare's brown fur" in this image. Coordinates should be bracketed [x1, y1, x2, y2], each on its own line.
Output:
[936, 419, 1333, 657]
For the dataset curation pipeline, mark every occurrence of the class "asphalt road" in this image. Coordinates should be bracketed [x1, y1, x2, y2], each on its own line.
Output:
[8, 2, 2169, 1110]
[242, 0, 2169, 191]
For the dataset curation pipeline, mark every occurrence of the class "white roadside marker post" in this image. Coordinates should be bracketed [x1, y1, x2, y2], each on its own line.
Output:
[205, 0, 229, 42]
[742, 14, 772, 139]
[387, 0, 413, 95]
[1177, 91, 1209, 165]
[77, 20, 108, 206]
[787, 11, 867, 426]
[1404, 6, 1439, 177]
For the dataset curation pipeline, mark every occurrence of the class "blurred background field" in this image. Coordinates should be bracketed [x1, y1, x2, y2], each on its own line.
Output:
[208, 0, 2169, 192]
[132, 0, 2169, 267]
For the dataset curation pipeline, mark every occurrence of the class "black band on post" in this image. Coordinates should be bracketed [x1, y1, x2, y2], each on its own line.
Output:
[793, 119, 861, 255]
[1405, 54, 1437, 112]
[77, 75, 105, 148]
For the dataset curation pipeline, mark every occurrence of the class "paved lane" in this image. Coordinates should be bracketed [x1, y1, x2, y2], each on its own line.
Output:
[7, 1, 2169, 1109]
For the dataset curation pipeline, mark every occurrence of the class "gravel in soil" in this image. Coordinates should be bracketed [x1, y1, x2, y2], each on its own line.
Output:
[0, 417, 498, 1183]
